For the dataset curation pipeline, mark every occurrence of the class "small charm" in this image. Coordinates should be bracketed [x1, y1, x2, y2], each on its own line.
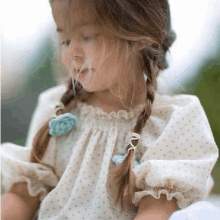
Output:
[112, 154, 140, 169]
[49, 113, 77, 137]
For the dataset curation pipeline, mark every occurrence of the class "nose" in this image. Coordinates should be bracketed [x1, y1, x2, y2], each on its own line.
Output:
[67, 38, 84, 65]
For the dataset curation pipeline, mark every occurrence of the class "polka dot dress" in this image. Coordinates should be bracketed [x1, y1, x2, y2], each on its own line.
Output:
[1, 85, 219, 220]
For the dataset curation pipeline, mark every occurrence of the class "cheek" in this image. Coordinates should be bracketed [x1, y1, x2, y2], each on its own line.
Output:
[61, 50, 71, 69]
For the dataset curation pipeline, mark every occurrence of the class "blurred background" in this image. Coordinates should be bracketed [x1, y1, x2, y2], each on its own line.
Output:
[1, 0, 220, 202]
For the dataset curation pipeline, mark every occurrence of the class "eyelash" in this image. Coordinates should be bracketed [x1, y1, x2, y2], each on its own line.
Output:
[61, 33, 100, 46]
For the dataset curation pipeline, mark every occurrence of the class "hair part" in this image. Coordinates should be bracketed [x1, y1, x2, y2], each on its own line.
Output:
[31, 0, 176, 212]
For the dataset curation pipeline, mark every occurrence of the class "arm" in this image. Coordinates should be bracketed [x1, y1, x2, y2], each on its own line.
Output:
[134, 194, 179, 220]
[1, 182, 41, 220]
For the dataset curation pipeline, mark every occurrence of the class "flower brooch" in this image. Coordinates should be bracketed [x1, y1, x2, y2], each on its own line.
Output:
[49, 102, 77, 137]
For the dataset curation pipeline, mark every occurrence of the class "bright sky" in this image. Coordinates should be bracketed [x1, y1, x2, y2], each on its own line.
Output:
[1, 0, 220, 98]
[1, 0, 53, 98]
[2, 0, 52, 45]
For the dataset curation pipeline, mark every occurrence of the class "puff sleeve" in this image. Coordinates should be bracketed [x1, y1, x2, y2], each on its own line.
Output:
[1, 85, 66, 202]
[132, 94, 219, 209]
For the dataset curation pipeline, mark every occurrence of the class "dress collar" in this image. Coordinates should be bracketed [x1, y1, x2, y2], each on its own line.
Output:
[76, 92, 161, 121]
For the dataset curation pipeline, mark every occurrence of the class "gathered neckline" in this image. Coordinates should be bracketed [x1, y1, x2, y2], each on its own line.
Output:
[75, 92, 161, 121]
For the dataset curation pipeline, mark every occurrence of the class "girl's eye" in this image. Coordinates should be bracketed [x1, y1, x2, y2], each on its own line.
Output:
[61, 33, 100, 46]
[83, 33, 101, 41]
[61, 39, 71, 46]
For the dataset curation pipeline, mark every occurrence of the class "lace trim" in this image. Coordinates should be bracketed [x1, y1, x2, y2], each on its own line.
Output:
[76, 101, 145, 120]
[75, 92, 163, 120]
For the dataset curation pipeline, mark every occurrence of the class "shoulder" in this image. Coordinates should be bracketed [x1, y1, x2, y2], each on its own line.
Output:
[151, 92, 204, 121]
[24, 84, 68, 149]
[153, 92, 201, 110]
[150, 92, 207, 126]
[38, 84, 67, 105]
[30, 84, 68, 129]
[138, 93, 217, 158]
[140, 92, 207, 144]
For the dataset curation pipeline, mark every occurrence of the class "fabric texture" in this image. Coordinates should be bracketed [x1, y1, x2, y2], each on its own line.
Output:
[1, 84, 219, 220]
[169, 201, 220, 219]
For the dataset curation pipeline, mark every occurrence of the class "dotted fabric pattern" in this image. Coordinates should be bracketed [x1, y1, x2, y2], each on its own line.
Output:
[1, 84, 219, 220]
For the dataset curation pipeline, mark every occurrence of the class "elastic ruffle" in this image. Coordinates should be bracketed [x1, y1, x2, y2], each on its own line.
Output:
[1, 165, 58, 202]
[1, 144, 59, 202]
[2, 176, 54, 202]
[132, 179, 208, 210]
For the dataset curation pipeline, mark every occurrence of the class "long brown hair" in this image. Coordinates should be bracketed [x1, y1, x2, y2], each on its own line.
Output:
[30, 0, 176, 212]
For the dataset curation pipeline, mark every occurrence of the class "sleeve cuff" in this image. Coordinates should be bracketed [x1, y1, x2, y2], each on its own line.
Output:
[2, 175, 53, 202]
[132, 179, 208, 209]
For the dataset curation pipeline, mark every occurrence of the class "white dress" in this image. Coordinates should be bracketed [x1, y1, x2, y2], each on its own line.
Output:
[1, 84, 219, 220]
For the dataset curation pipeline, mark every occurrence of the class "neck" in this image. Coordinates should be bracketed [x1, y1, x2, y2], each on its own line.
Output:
[87, 74, 147, 113]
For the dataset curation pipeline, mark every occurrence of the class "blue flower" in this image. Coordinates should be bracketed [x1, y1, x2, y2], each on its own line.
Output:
[112, 154, 140, 169]
[49, 113, 77, 137]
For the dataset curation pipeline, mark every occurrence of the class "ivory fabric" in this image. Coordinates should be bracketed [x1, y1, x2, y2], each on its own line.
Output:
[1, 84, 219, 220]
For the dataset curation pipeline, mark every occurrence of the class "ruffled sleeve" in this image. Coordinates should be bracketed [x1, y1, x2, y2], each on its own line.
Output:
[132, 94, 219, 209]
[1, 85, 66, 202]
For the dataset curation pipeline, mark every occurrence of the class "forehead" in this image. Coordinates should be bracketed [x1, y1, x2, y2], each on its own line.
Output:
[51, 1, 99, 32]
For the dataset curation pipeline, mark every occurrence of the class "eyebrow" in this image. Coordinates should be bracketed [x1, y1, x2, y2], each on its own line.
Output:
[56, 22, 96, 32]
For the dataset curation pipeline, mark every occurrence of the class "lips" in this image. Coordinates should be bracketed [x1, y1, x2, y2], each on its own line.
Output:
[74, 68, 86, 73]
[79, 69, 88, 74]
[74, 68, 94, 74]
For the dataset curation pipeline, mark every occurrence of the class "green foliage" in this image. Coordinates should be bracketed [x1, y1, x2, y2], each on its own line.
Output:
[174, 41, 220, 193]
[176, 52, 220, 166]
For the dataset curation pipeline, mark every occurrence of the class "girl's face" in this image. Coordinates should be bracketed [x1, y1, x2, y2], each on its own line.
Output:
[51, 1, 146, 102]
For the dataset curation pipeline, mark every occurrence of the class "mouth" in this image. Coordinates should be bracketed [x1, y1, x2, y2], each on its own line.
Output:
[74, 68, 88, 74]
[75, 68, 95, 74]
[73, 68, 94, 80]
[79, 68, 88, 74]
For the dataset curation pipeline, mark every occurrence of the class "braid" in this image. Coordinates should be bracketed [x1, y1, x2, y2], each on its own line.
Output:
[109, 50, 157, 212]
[29, 75, 94, 175]
[60, 77, 74, 107]
[33, 0, 176, 212]
[29, 77, 77, 173]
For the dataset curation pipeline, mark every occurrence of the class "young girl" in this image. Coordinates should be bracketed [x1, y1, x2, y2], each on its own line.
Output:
[1, 0, 219, 219]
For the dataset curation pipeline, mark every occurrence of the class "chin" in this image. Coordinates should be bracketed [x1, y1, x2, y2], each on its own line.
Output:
[82, 82, 109, 94]
[77, 81, 96, 93]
